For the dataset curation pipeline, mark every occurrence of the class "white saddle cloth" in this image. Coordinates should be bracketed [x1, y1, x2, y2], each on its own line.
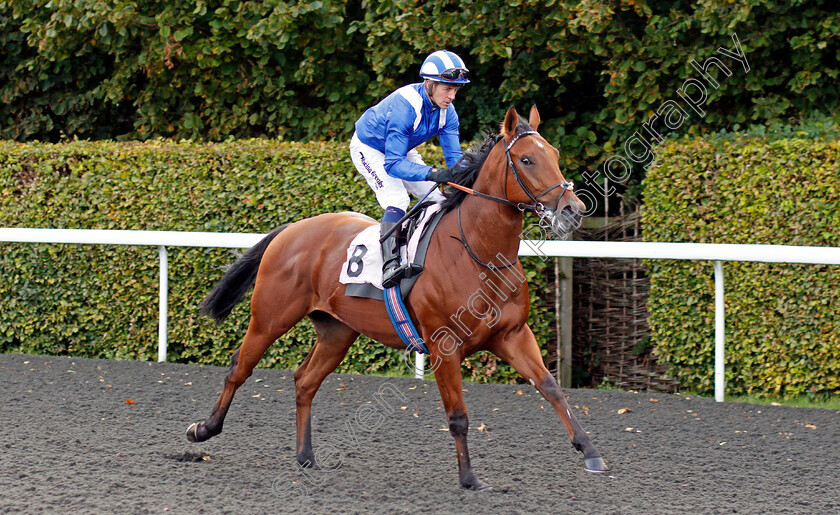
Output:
[339, 203, 442, 290]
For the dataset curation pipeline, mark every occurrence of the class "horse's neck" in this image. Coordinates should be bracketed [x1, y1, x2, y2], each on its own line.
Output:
[455, 191, 524, 266]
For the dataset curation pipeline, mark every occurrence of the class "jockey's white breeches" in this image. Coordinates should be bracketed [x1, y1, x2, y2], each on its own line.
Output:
[349, 132, 445, 212]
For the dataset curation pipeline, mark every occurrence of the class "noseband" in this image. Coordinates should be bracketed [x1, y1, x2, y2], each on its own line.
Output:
[448, 130, 575, 270]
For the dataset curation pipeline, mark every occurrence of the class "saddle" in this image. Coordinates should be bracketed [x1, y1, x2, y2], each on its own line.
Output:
[339, 202, 445, 301]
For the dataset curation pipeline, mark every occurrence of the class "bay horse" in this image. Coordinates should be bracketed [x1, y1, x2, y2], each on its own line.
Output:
[187, 106, 608, 490]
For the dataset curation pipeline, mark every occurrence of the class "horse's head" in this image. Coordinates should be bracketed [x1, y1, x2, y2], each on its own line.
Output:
[499, 106, 585, 236]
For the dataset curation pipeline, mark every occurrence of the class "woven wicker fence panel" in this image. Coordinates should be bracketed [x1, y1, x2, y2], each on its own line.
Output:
[567, 207, 679, 392]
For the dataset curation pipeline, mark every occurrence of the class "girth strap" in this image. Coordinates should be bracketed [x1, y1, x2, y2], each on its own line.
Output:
[384, 284, 429, 354]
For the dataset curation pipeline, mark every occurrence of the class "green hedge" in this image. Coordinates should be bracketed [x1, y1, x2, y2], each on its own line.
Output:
[5, 0, 840, 201]
[0, 139, 552, 382]
[642, 137, 840, 398]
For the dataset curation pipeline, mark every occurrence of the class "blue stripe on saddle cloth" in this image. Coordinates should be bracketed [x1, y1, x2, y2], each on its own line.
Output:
[384, 284, 429, 354]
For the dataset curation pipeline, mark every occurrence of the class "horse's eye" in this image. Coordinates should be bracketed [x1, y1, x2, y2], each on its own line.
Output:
[520, 157, 532, 166]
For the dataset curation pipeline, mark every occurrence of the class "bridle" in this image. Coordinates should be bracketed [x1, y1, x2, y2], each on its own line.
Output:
[447, 130, 574, 214]
[503, 130, 574, 213]
[449, 130, 575, 270]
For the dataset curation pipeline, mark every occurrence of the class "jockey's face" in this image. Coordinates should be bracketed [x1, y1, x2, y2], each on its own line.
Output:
[427, 81, 460, 110]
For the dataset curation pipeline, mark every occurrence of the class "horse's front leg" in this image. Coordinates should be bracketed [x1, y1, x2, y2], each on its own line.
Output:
[489, 325, 608, 472]
[433, 354, 492, 491]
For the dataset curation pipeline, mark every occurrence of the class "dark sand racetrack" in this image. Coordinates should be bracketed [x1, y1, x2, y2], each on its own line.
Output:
[1, 352, 838, 514]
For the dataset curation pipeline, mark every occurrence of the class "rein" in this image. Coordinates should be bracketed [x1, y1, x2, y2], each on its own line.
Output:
[452, 203, 517, 270]
[447, 130, 574, 270]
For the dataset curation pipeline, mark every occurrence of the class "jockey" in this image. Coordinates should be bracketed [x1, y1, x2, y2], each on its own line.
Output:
[350, 49, 470, 289]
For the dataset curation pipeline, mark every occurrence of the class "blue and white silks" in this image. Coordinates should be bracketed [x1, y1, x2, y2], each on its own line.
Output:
[354, 83, 462, 181]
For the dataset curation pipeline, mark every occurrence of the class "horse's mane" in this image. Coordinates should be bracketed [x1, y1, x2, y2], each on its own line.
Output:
[438, 118, 533, 213]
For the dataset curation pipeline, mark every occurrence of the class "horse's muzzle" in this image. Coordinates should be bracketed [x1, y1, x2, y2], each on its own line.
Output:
[536, 199, 583, 238]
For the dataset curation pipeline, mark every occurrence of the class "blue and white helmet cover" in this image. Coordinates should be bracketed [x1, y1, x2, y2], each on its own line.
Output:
[419, 50, 470, 84]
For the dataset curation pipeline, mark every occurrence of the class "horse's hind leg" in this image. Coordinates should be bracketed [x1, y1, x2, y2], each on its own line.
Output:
[187, 295, 309, 443]
[293, 311, 358, 468]
[489, 325, 608, 472]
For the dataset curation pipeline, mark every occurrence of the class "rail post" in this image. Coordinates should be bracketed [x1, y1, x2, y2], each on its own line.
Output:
[713, 260, 725, 402]
[158, 245, 168, 362]
[414, 352, 424, 379]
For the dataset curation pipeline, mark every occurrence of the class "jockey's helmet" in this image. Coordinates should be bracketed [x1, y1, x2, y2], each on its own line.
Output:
[419, 50, 470, 85]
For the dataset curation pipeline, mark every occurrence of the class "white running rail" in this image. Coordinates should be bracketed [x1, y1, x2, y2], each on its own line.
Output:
[2, 227, 840, 402]
[0, 228, 264, 364]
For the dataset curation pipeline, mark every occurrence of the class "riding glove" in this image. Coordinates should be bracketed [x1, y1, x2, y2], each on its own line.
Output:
[427, 167, 454, 183]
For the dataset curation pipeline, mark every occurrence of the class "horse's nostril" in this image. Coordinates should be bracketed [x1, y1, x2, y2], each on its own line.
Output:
[560, 207, 582, 231]
[562, 206, 580, 219]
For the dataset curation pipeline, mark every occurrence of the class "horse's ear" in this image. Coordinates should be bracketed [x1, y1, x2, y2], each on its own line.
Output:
[528, 105, 540, 131]
[502, 106, 519, 137]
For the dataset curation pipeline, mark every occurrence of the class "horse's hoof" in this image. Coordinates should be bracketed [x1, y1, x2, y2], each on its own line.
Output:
[471, 482, 493, 492]
[461, 474, 492, 491]
[186, 423, 199, 442]
[463, 480, 492, 491]
[583, 456, 609, 472]
[186, 422, 210, 443]
[296, 458, 320, 470]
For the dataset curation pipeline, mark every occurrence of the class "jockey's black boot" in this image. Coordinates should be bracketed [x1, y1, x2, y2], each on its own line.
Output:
[380, 220, 423, 289]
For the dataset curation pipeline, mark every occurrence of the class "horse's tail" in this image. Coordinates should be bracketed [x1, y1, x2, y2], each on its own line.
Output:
[199, 225, 290, 322]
